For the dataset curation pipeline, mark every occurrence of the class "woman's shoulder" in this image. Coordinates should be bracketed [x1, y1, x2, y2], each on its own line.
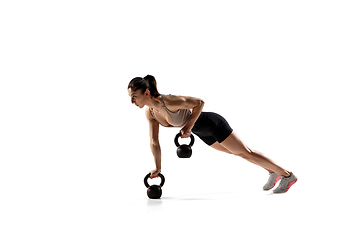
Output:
[161, 94, 185, 104]
[145, 106, 154, 121]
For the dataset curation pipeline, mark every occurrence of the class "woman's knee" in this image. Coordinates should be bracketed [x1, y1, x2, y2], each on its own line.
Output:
[235, 149, 254, 160]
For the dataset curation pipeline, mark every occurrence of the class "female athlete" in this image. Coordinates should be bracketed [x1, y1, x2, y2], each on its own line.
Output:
[128, 75, 297, 193]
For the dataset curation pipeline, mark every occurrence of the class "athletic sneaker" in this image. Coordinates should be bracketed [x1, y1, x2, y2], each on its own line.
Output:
[273, 172, 298, 194]
[263, 172, 281, 191]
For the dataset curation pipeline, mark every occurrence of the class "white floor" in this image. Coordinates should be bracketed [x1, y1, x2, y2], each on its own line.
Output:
[1, 145, 358, 240]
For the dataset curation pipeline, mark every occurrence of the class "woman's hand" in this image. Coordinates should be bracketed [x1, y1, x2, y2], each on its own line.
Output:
[180, 125, 192, 138]
[149, 169, 161, 179]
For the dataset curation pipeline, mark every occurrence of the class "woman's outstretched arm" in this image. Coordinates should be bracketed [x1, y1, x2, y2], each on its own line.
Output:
[145, 107, 161, 178]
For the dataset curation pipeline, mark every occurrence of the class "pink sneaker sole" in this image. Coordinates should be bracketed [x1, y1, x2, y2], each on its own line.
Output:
[284, 179, 298, 193]
[273, 172, 298, 193]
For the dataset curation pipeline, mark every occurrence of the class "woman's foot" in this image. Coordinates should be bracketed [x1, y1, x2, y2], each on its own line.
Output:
[263, 172, 281, 191]
[273, 172, 298, 193]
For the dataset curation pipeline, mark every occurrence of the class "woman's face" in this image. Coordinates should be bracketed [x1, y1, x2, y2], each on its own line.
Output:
[128, 88, 149, 108]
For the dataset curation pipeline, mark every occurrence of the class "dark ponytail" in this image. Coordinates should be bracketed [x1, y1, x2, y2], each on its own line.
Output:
[128, 75, 160, 98]
[143, 75, 160, 98]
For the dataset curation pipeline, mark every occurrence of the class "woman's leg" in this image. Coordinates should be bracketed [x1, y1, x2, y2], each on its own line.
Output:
[210, 141, 232, 154]
[210, 141, 275, 173]
[218, 132, 291, 177]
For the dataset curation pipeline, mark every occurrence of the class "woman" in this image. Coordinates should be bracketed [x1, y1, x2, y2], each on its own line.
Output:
[128, 75, 297, 193]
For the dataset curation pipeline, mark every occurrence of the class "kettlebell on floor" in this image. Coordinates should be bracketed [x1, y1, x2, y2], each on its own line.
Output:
[144, 173, 165, 199]
[174, 133, 195, 158]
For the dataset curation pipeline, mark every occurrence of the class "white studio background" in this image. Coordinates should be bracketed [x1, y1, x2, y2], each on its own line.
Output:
[1, 0, 359, 239]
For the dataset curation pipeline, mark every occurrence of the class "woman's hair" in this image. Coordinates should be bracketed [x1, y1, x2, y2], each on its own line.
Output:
[128, 75, 160, 98]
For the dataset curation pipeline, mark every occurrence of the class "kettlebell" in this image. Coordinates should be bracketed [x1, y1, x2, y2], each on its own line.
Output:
[174, 133, 195, 158]
[144, 173, 165, 199]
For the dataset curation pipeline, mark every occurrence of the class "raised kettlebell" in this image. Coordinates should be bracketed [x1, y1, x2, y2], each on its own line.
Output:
[174, 133, 195, 158]
[144, 173, 165, 199]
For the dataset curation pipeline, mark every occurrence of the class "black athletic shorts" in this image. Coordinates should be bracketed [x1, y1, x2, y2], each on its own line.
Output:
[191, 112, 233, 146]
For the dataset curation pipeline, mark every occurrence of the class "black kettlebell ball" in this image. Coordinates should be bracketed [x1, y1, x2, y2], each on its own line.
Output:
[174, 133, 195, 158]
[144, 173, 165, 199]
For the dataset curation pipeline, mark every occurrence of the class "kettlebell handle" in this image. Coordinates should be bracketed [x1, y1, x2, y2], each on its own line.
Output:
[174, 133, 195, 147]
[144, 173, 165, 188]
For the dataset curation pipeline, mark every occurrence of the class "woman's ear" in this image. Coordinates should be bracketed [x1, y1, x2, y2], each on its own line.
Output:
[145, 89, 150, 97]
